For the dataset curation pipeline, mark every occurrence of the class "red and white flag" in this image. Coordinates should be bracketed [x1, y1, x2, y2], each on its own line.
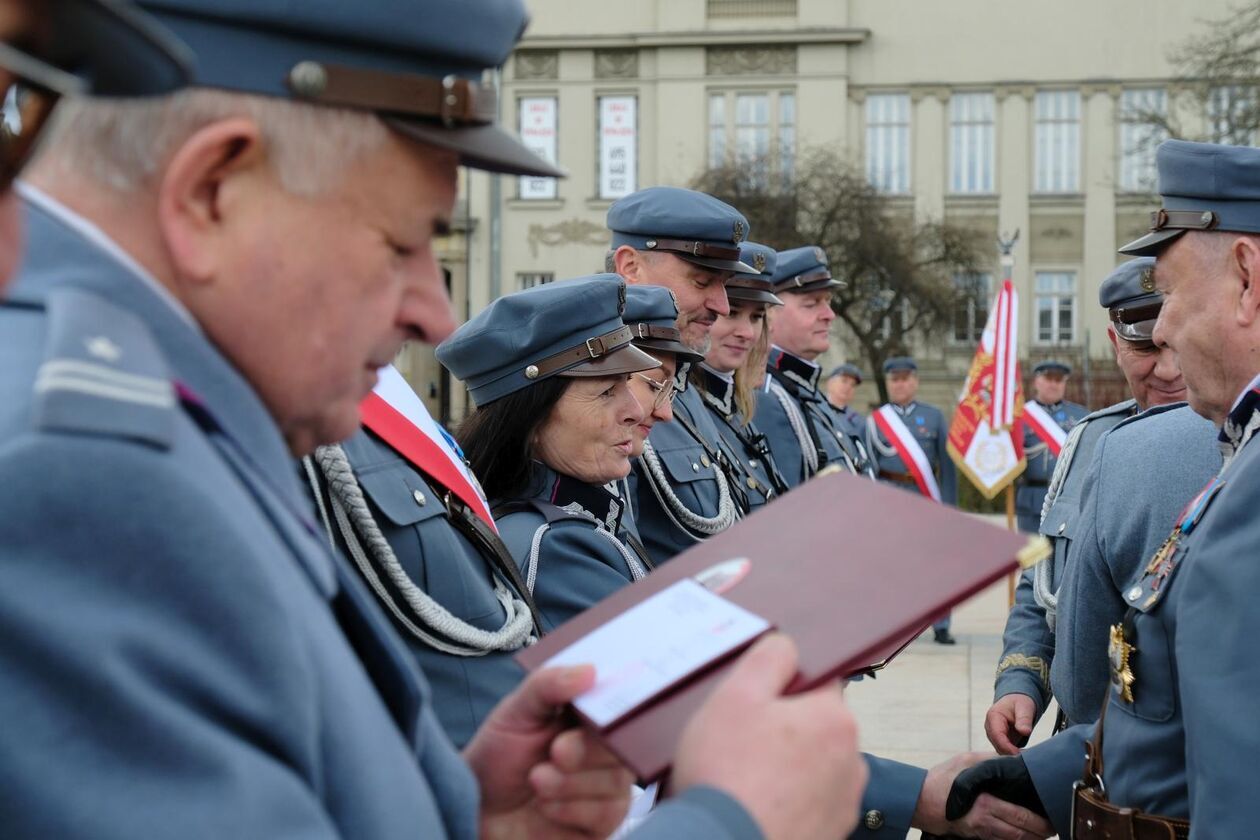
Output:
[946, 278, 1027, 499]
[1022, 400, 1067, 456]
[872, 405, 942, 502]
[359, 366, 497, 531]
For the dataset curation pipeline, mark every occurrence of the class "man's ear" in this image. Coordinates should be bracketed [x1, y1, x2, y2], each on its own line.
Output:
[1106, 324, 1121, 362]
[613, 245, 644, 284]
[156, 117, 266, 285]
[1232, 235, 1260, 328]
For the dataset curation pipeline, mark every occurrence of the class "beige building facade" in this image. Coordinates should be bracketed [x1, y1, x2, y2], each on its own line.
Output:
[411, 0, 1237, 420]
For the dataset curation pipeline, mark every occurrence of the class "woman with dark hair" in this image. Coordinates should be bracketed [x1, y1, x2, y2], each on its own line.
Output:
[694, 242, 792, 510]
[438, 274, 662, 631]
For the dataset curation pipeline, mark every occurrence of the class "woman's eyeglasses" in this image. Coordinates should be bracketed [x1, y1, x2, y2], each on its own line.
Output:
[1, 40, 84, 192]
[632, 371, 676, 409]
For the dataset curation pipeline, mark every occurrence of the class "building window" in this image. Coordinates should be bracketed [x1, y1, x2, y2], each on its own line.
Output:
[949, 92, 995, 194]
[866, 93, 911, 194]
[517, 272, 554, 290]
[1034, 272, 1076, 345]
[707, 90, 797, 184]
[598, 95, 637, 199]
[1034, 90, 1080, 193]
[1118, 88, 1167, 192]
[518, 96, 558, 200]
[707, 0, 797, 17]
[951, 272, 992, 344]
[1208, 85, 1256, 146]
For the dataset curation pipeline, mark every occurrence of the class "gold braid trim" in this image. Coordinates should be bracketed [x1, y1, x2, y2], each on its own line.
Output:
[995, 654, 1050, 689]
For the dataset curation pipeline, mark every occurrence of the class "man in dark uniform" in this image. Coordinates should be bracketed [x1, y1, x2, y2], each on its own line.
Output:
[1014, 361, 1087, 533]
[826, 362, 867, 438]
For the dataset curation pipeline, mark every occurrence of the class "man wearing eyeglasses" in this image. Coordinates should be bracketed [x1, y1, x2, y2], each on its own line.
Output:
[0, 0, 189, 288]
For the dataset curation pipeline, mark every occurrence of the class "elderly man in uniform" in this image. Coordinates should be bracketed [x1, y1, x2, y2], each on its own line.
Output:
[826, 362, 867, 439]
[0, 1, 879, 837]
[986, 258, 1195, 752]
[1, 0, 189, 288]
[951, 139, 1260, 839]
[867, 356, 958, 643]
[756, 245, 871, 486]
[608, 186, 755, 562]
[1013, 361, 1087, 533]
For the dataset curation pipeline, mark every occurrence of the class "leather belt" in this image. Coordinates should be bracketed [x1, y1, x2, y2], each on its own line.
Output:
[1072, 783, 1189, 840]
[878, 470, 916, 485]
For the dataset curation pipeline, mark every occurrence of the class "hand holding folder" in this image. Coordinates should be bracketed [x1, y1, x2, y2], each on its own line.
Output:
[518, 471, 1043, 782]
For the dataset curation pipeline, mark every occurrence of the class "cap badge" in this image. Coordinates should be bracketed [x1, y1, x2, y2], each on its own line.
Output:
[733, 221, 745, 244]
[753, 252, 767, 273]
[1140, 268, 1156, 293]
[813, 246, 826, 264]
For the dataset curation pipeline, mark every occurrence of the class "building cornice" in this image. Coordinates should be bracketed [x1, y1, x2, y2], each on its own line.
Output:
[518, 27, 870, 50]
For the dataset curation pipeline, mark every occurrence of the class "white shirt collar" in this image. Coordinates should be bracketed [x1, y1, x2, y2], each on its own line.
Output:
[17, 181, 201, 333]
[700, 362, 735, 384]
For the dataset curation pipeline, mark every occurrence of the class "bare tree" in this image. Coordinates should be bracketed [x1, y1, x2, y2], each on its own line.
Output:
[693, 148, 985, 403]
[1124, 2, 1260, 157]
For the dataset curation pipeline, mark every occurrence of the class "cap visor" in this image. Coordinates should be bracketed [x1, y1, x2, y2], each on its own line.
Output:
[675, 254, 758, 274]
[726, 287, 783, 306]
[1118, 227, 1185, 257]
[387, 117, 566, 178]
[633, 338, 705, 365]
[778, 278, 844, 295]
[560, 343, 661, 378]
[48, 0, 191, 96]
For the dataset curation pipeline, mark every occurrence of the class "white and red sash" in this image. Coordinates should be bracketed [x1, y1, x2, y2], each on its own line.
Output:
[873, 405, 941, 502]
[1022, 400, 1067, 457]
[359, 366, 497, 531]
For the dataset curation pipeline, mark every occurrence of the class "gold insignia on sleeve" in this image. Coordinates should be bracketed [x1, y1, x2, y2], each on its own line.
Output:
[995, 654, 1049, 689]
[1109, 623, 1136, 703]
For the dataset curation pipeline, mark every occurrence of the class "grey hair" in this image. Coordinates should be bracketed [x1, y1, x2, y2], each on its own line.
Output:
[31, 89, 389, 196]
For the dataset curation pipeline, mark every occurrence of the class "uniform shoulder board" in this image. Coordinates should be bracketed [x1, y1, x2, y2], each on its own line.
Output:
[33, 287, 177, 448]
[1110, 400, 1188, 433]
[1078, 397, 1138, 426]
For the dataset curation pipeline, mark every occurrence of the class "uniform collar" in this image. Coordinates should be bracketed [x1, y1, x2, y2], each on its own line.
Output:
[768, 345, 821, 393]
[698, 363, 736, 415]
[891, 400, 917, 416]
[1220, 371, 1260, 467]
[527, 462, 626, 534]
[1036, 400, 1064, 412]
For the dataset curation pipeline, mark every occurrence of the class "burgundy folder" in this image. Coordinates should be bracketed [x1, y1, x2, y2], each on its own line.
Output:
[516, 471, 1036, 782]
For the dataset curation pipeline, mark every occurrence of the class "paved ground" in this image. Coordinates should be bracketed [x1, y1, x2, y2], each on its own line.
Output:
[844, 571, 1060, 838]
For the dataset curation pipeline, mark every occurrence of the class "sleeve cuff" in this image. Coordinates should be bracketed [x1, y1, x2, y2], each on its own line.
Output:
[640, 785, 763, 840]
[850, 754, 927, 837]
[993, 670, 1049, 717]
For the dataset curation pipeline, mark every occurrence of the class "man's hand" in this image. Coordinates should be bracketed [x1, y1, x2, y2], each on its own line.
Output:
[984, 694, 1037, 755]
[466, 664, 634, 840]
[913, 753, 1054, 840]
[671, 633, 867, 840]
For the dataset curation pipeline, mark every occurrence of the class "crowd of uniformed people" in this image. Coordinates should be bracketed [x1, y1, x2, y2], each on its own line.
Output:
[3, 1, 1260, 838]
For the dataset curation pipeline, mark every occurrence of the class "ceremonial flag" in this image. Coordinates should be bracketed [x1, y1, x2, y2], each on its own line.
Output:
[1022, 399, 1067, 456]
[359, 366, 498, 530]
[947, 278, 1026, 499]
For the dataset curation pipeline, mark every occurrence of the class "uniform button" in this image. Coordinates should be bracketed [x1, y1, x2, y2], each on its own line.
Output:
[700, 454, 711, 468]
[863, 810, 885, 831]
[1127, 586, 1142, 602]
[412, 490, 427, 506]
[1058, 522, 1066, 535]
[691, 462, 699, 472]
[746, 477, 758, 489]
[749, 459, 761, 470]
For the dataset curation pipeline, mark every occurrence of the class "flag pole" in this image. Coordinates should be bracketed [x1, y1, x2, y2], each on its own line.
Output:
[997, 230, 1021, 609]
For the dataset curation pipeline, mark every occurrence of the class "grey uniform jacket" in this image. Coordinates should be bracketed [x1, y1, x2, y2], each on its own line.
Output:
[1025, 396, 1258, 838]
[1015, 400, 1088, 531]
[694, 366, 788, 510]
[495, 463, 652, 631]
[631, 378, 740, 563]
[994, 399, 1136, 717]
[0, 194, 761, 840]
[308, 430, 539, 748]
[755, 347, 868, 487]
[1050, 404, 1219, 725]
[866, 401, 958, 505]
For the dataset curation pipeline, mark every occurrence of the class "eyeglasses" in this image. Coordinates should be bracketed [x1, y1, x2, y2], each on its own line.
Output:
[1, 40, 84, 192]
[632, 371, 676, 410]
